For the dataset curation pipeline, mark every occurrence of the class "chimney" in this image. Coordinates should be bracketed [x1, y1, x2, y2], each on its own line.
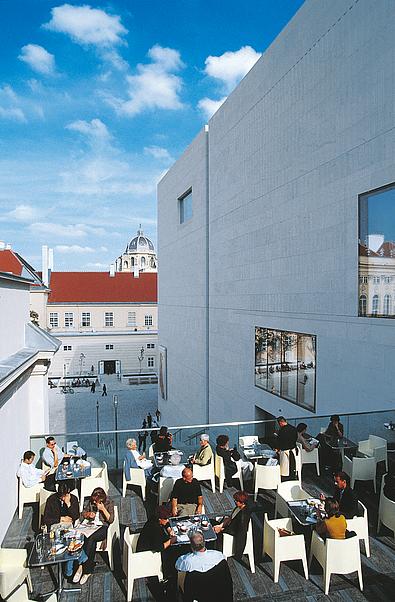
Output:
[109, 263, 115, 277]
[48, 248, 54, 271]
[42, 245, 49, 286]
[133, 265, 139, 278]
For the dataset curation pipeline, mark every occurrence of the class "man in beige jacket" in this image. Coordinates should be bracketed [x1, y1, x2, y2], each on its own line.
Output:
[191, 434, 213, 466]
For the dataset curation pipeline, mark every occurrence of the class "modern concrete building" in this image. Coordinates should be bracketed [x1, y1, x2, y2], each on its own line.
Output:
[158, 0, 395, 425]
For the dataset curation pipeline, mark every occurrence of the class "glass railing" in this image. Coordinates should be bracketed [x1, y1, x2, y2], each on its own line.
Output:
[30, 409, 394, 471]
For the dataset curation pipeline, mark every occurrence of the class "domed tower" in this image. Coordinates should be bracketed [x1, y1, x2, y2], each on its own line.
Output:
[115, 226, 157, 273]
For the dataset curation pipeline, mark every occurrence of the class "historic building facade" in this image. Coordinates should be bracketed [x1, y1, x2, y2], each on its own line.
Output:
[115, 227, 157, 273]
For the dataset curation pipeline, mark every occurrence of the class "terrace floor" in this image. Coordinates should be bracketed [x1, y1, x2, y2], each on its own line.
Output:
[3, 463, 395, 602]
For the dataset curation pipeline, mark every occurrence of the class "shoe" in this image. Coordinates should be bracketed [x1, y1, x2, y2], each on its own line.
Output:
[72, 565, 83, 583]
[80, 573, 91, 585]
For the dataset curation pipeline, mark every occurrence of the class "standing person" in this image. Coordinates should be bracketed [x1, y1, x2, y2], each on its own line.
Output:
[191, 434, 213, 466]
[90, 381, 95, 394]
[73, 487, 114, 585]
[147, 412, 153, 428]
[155, 408, 161, 423]
[275, 416, 298, 478]
[102, 383, 107, 397]
[142, 418, 147, 429]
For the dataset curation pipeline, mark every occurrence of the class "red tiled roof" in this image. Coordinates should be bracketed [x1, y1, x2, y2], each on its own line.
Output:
[0, 250, 23, 275]
[48, 272, 157, 303]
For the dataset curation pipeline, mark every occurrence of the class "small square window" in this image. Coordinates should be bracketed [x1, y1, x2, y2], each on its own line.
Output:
[63, 345, 72, 351]
[147, 343, 155, 349]
[179, 189, 192, 224]
[145, 315, 153, 326]
[105, 344, 114, 350]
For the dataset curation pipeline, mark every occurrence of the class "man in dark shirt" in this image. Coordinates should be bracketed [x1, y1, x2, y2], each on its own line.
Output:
[171, 468, 203, 517]
[137, 506, 177, 553]
[43, 482, 80, 528]
[275, 416, 297, 450]
[320, 471, 359, 518]
[154, 426, 173, 452]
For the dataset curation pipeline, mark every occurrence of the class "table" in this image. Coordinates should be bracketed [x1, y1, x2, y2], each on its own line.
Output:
[169, 514, 217, 546]
[56, 460, 91, 481]
[153, 450, 184, 469]
[241, 443, 277, 461]
[325, 436, 357, 451]
[287, 499, 322, 527]
[28, 532, 83, 599]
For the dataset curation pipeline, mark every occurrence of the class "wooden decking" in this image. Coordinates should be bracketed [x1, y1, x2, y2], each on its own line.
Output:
[3, 464, 395, 601]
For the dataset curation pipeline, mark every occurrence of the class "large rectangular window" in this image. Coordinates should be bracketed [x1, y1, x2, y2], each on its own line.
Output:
[179, 189, 192, 224]
[64, 312, 74, 328]
[81, 312, 91, 327]
[359, 183, 395, 318]
[49, 312, 58, 328]
[145, 314, 153, 326]
[104, 312, 114, 327]
[255, 327, 316, 412]
[127, 311, 136, 326]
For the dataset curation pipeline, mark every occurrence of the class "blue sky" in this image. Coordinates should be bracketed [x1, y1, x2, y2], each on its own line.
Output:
[0, 0, 304, 270]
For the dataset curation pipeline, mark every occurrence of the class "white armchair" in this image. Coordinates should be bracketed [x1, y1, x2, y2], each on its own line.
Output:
[6, 583, 57, 602]
[254, 464, 281, 502]
[122, 462, 147, 500]
[80, 462, 109, 511]
[18, 477, 43, 520]
[97, 505, 120, 570]
[215, 454, 243, 493]
[192, 461, 215, 493]
[263, 514, 308, 583]
[309, 530, 363, 595]
[275, 480, 310, 518]
[222, 518, 255, 572]
[0, 549, 32, 600]
[123, 528, 163, 602]
[296, 441, 320, 476]
[346, 501, 370, 557]
[358, 435, 388, 470]
[377, 473, 395, 538]
[239, 436, 259, 447]
[159, 476, 176, 505]
[343, 456, 376, 492]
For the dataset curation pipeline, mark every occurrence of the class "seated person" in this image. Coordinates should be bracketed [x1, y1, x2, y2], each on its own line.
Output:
[42, 436, 70, 469]
[325, 415, 344, 439]
[72, 487, 114, 585]
[17, 450, 55, 491]
[176, 531, 233, 602]
[171, 468, 203, 516]
[316, 498, 347, 539]
[124, 438, 154, 479]
[214, 491, 254, 560]
[160, 451, 185, 479]
[137, 505, 178, 582]
[216, 434, 253, 486]
[43, 482, 80, 529]
[191, 434, 213, 466]
[153, 426, 173, 452]
[384, 468, 395, 501]
[320, 471, 359, 519]
[296, 423, 318, 452]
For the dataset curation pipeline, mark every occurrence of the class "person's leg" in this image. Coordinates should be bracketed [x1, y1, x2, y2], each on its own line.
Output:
[81, 526, 108, 574]
[44, 473, 57, 492]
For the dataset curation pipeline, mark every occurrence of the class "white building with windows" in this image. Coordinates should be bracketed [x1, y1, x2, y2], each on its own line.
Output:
[158, 0, 395, 425]
[115, 226, 157, 273]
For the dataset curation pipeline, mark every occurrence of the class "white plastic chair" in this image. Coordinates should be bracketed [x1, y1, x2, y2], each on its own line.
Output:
[346, 501, 370, 557]
[123, 527, 163, 602]
[215, 454, 243, 493]
[254, 464, 281, 502]
[159, 476, 177, 505]
[222, 518, 255, 572]
[358, 435, 388, 470]
[39, 487, 55, 527]
[275, 480, 310, 518]
[239, 436, 259, 447]
[122, 462, 146, 500]
[80, 462, 109, 511]
[0, 549, 32, 600]
[148, 444, 154, 459]
[193, 461, 215, 493]
[309, 530, 363, 595]
[296, 441, 320, 476]
[377, 473, 395, 538]
[291, 448, 302, 484]
[17, 477, 43, 519]
[96, 505, 120, 570]
[343, 456, 376, 492]
[6, 583, 57, 602]
[263, 514, 308, 583]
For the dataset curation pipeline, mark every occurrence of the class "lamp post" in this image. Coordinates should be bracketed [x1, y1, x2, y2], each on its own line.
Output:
[96, 399, 100, 447]
[113, 395, 119, 469]
[79, 352, 86, 375]
[138, 346, 144, 374]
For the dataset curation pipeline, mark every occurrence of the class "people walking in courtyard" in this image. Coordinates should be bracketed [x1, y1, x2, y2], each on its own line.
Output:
[102, 383, 107, 397]
[138, 430, 148, 453]
[142, 418, 147, 429]
[147, 412, 152, 428]
[90, 381, 95, 393]
[155, 408, 161, 423]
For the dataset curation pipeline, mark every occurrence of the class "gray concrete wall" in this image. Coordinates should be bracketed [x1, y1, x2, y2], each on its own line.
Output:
[158, 0, 395, 425]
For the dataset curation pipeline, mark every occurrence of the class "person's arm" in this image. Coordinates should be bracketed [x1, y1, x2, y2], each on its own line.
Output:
[196, 495, 203, 514]
[231, 449, 240, 462]
[97, 500, 114, 524]
[171, 497, 178, 517]
[315, 519, 327, 538]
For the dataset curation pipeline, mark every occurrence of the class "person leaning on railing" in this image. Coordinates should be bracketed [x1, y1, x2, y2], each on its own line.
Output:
[190, 434, 213, 466]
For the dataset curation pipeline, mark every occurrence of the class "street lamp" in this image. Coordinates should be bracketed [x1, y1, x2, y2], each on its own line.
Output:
[138, 346, 144, 374]
[79, 352, 86, 375]
[96, 399, 100, 447]
[113, 395, 119, 469]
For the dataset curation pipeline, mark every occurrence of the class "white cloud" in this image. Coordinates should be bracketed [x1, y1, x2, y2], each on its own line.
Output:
[144, 145, 173, 162]
[0, 85, 26, 122]
[66, 118, 111, 141]
[198, 96, 227, 119]
[204, 45, 261, 92]
[29, 222, 105, 239]
[106, 45, 184, 117]
[5, 204, 40, 222]
[0, 106, 26, 122]
[44, 4, 127, 47]
[19, 44, 56, 75]
[55, 244, 95, 253]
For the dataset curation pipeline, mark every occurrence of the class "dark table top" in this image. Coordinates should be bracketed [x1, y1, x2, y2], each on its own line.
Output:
[325, 436, 357, 450]
[169, 514, 217, 546]
[29, 533, 84, 567]
[287, 500, 322, 526]
[56, 461, 91, 481]
[153, 450, 184, 468]
[241, 443, 277, 461]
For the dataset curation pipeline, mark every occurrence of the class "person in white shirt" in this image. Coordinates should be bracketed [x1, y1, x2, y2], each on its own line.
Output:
[160, 452, 185, 479]
[175, 531, 225, 572]
[124, 438, 153, 478]
[17, 451, 54, 490]
[42, 436, 69, 468]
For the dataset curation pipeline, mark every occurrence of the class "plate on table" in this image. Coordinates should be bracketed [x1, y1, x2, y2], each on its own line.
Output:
[68, 540, 83, 553]
[52, 544, 67, 555]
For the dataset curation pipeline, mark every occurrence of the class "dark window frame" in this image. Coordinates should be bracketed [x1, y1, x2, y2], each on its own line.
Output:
[178, 188, 193, 224]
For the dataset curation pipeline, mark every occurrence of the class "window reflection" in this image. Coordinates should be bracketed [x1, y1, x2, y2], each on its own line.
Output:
[255, 327, 316, 411]
[359, 183, 395, 318]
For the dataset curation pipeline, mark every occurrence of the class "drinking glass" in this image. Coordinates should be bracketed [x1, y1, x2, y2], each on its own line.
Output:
[36, 535, 43, 561]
